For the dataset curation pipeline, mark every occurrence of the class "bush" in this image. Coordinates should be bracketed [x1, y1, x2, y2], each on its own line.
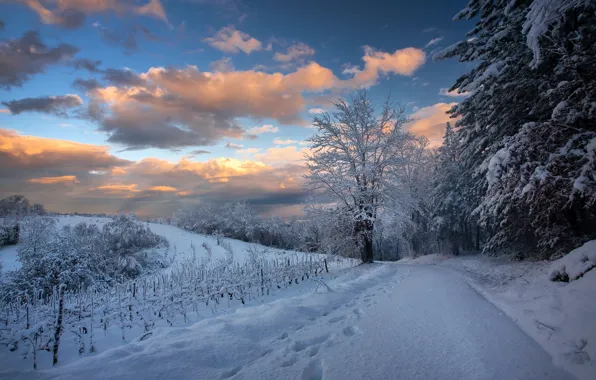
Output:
[4, 215, 169, 297]
[0, 220, 19, 247]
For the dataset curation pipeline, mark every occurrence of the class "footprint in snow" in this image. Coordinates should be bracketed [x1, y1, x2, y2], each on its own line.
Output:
[292, 335, 329, 352]
[342, 326, 361, 337]
[327, 315, 346, 324]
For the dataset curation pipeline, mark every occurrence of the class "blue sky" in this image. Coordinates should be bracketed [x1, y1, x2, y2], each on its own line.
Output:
[0, 0, 473, 217]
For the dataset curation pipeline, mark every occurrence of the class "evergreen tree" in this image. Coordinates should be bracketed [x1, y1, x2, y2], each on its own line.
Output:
[434, 0, 596, 258]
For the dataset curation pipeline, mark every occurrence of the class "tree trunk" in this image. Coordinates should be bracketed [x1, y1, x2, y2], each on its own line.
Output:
[360, 221, 374, 263]
[53, 285, 65, 366]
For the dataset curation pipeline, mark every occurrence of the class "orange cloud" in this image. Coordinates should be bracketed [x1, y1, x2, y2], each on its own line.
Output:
[0, 128, 130, 171]
[406, 103, 457, 148]
[255, 146, 309, 164]
[274, 42, 315, 62]
[82, 45, 425, 150]
[93, 184, 139, 193]
[203, 26, 262, 54]
[147, 185, 177, 192]
[347, 47, 426, 87]
[27, 175, 79, 184]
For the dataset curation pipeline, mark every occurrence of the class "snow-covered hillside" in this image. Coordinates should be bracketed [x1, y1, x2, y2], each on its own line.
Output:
[0, 215, 354, 373]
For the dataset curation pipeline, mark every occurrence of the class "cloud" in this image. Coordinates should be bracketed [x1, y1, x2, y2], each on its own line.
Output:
[0, 20, 4, 30]
[0, 128, 131, 182]
[0, 31, 78, 89]
[16, 0, 169, 29]
[439, 88, 470, 97]
[255, 146, 308, 164]
[2, 95, 83, 116]
[0, 129, 310, 217]
[273, 42, 315, 62]
[425, 37, 444, 47]
[273, 138, 297, 145]
[27, 175, 79, 185]
[406, 103, 457, 148]
[347, 46, 426, 87]
[0, 109, 9, 114]
[188, 149, 211, 156]
[72, 58, 102, 72]
[342, 64, 360, 77]
[74, 45, 424, 150]
[210, 57, 235, 72]
[225, 142, 244, 149]
[102, 68, 146, 86]
[92, 184, 140, 195]
[308, 108, 325, 114]
[203, 25, 262, 54]
[147, 185, 177, 192]
[247, 124, 279, 134]
[78, 62, 339, 149]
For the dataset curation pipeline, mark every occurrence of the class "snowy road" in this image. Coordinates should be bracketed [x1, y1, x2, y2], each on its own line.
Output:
[4, 264, 575, 380]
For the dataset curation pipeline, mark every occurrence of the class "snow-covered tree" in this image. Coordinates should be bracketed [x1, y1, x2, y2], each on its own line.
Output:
[435, 0, 596, 258]
[306, 90, 413, 263]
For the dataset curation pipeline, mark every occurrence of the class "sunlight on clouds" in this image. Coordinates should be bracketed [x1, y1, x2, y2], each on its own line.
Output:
[255, 146, 309, 164]
[406, 103, 457, 148]
[203, 25, 263, 54]
[147, 185, 177, 192]
[247, 124, 279, 134]
[27, 175, 79, 185]
[93, 184, 140, 193]
[348, 47, 426, 87]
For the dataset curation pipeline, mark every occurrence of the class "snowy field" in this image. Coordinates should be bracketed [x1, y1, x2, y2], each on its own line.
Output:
[399, 246, 596, 380]
[0, 215, 354, 374]
[2, 263, 573, 380]
[0, 215, 593, 379]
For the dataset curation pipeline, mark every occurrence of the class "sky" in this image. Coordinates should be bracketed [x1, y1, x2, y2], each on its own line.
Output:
[0, 0, 473, 218]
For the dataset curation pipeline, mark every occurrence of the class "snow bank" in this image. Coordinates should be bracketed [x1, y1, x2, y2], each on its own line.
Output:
[402, 249, 596, 380]
[549, 240, 596, 282]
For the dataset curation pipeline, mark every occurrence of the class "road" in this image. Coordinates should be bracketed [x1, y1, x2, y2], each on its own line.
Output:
[2, 264, 575, 380]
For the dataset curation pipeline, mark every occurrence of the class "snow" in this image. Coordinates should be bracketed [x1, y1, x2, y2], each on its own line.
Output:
[0, 215, 354, 373]
[401, 251, 596, 380]
[0, 244, 20, 273]
[1, 216, 590, 379]
[549, 240, 596, 282]
[1, 264, 573, 380]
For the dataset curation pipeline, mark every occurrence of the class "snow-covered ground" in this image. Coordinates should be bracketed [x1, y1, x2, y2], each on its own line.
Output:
[2, 263, 573, 380]
[1, 216, 592, 379]
[0, 215, 354, 374]
[399, 247, 596, 380]
[0, 215, 331, 275]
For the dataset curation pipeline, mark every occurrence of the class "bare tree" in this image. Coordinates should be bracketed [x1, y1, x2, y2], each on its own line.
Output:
[305, 90, 412, 263]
